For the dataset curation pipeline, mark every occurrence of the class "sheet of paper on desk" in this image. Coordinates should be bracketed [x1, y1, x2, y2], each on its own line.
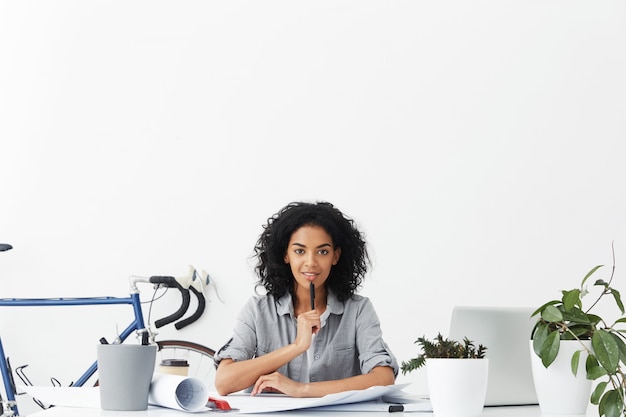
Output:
[17, 385, 100, 408]
[22, 382, 423, 414]
[215, 383, 422, 413]
[19, 374, 210, 413]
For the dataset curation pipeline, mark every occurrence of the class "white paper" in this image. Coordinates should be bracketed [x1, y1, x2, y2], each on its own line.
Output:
[20, 373, 210, 413]
[18, 385, 100, 408]
[149, 373, 209, 412]
[22, 381, 417, 414]
[213, 383, 413, 413]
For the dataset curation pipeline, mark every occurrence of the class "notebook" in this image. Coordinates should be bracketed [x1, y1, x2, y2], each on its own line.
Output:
[448, 306, 538, 406]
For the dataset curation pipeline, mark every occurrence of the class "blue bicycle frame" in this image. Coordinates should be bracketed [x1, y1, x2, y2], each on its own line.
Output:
[0, 292, 147, 416]
[0, 271, 199, 417]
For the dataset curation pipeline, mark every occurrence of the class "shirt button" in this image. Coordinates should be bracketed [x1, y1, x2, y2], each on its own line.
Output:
[314, 354, 320, 360]
[310, 376, 317, 382]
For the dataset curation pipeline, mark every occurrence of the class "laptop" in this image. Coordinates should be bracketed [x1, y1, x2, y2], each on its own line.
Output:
[448, 306, 538, 406]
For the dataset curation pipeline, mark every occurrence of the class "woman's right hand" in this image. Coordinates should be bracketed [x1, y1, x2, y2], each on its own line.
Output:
[294, 309, 321, 350]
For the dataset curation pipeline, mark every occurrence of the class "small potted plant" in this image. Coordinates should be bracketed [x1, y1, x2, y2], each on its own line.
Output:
[401, 334, 488, 417]
[531, 245, 626, 417]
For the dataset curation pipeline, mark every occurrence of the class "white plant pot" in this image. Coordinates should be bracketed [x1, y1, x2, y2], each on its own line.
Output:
[426, 358, 489, 417]
[529, 339, 592, 415]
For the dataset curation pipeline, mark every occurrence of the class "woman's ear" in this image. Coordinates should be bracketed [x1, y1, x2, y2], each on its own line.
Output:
[332, 247, 341, 265]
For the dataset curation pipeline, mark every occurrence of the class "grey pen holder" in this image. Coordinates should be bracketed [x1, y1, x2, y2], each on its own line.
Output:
[97, 343, 157, 411]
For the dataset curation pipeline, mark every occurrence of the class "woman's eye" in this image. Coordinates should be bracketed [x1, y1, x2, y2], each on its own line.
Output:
[318, 249, 329, 255]
[294, 249, 304, 254]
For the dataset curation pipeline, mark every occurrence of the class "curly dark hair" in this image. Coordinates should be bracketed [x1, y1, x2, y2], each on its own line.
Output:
[254, 201, 370, 302]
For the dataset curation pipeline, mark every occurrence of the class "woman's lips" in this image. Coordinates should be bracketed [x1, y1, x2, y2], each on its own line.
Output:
[303, 272, 317, 281]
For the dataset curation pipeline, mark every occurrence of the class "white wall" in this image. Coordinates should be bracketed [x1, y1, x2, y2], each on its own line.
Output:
[1, 0, 625, 412]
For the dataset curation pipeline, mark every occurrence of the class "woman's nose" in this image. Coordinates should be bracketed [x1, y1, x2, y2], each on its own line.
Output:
[304, 253, 318, 266]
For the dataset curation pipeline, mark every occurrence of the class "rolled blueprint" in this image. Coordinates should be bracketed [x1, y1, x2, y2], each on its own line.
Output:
[149, 373, 209, 412]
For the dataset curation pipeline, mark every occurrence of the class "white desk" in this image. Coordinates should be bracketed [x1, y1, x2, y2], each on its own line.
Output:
[28, 405, 546, 416]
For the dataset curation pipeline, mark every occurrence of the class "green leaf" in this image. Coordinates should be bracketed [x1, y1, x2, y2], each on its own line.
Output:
[540, 330, 561, 368]
[587, 313, 603, 326]
[582, 265, 603, 286]
[571, 349, 581, 376]
[586, 354, 607, 379]
[591, 381, 608, 405]
[532, 322, 549, 356]
[531, 300, 560, 317]
[599, 389, 623, 417]
[592, 330, 620, 374]
[611, 288, 625, 315]
[563, 289, 582, 310]
[609, 332, 626, 366]
[567, 324, 594, 338]
[541, 305, 563, 323]
[562, 308, 592, 324]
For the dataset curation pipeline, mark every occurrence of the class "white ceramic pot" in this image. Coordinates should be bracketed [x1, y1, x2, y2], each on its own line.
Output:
[529, 339, 592, 415]
[426, 358, 489, 417]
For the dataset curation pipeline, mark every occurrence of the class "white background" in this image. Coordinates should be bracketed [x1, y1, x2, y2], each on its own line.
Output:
[1, 1, 625, 413]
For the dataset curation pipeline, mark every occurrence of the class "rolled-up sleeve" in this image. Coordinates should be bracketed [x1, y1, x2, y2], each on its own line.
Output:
[214, 298, 259, 365]
[355, 298, 399, 377]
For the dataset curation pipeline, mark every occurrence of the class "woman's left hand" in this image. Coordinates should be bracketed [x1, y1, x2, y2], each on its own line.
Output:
[251, 371, 305, 397]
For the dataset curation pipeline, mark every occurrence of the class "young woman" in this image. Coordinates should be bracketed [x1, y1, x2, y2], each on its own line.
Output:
[214, 201, 398, 397]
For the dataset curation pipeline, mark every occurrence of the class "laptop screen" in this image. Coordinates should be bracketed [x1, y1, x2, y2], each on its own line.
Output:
[448, 306, 538, 406]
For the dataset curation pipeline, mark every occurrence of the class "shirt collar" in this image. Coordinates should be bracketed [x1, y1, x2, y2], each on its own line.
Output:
[275, 290, 345, 317]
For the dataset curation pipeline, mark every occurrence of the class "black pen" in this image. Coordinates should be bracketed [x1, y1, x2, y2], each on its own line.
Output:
[388, 403, 429, 413]
[310, 282, 315, 310]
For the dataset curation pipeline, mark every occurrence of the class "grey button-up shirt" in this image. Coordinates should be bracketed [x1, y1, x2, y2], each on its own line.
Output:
[215, 291, 398, 384]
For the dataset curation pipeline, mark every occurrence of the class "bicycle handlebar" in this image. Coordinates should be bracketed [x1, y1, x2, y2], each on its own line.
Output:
[149, 276, 192, 328]
[129, 274, 206, 330]
[174, 286, 206, 330]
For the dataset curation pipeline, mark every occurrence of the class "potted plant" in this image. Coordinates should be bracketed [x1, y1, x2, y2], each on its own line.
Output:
[531, 247, 626, 417]
[401, 334, 488, 417]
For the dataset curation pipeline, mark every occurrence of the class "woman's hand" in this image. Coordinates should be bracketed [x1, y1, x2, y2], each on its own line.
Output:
[249, 366, 396, 398]
[293, 309, 320, 350]
[251, 371, 306, 397]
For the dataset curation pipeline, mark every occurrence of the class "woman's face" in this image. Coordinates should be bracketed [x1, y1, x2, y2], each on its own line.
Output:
[283, 225, 341, 290]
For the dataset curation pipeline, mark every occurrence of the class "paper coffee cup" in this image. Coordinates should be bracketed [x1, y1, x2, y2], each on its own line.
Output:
[159, 359, 189, 376]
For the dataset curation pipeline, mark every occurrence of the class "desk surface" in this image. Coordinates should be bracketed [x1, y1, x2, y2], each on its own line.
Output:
[29, 405, 548, 417]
